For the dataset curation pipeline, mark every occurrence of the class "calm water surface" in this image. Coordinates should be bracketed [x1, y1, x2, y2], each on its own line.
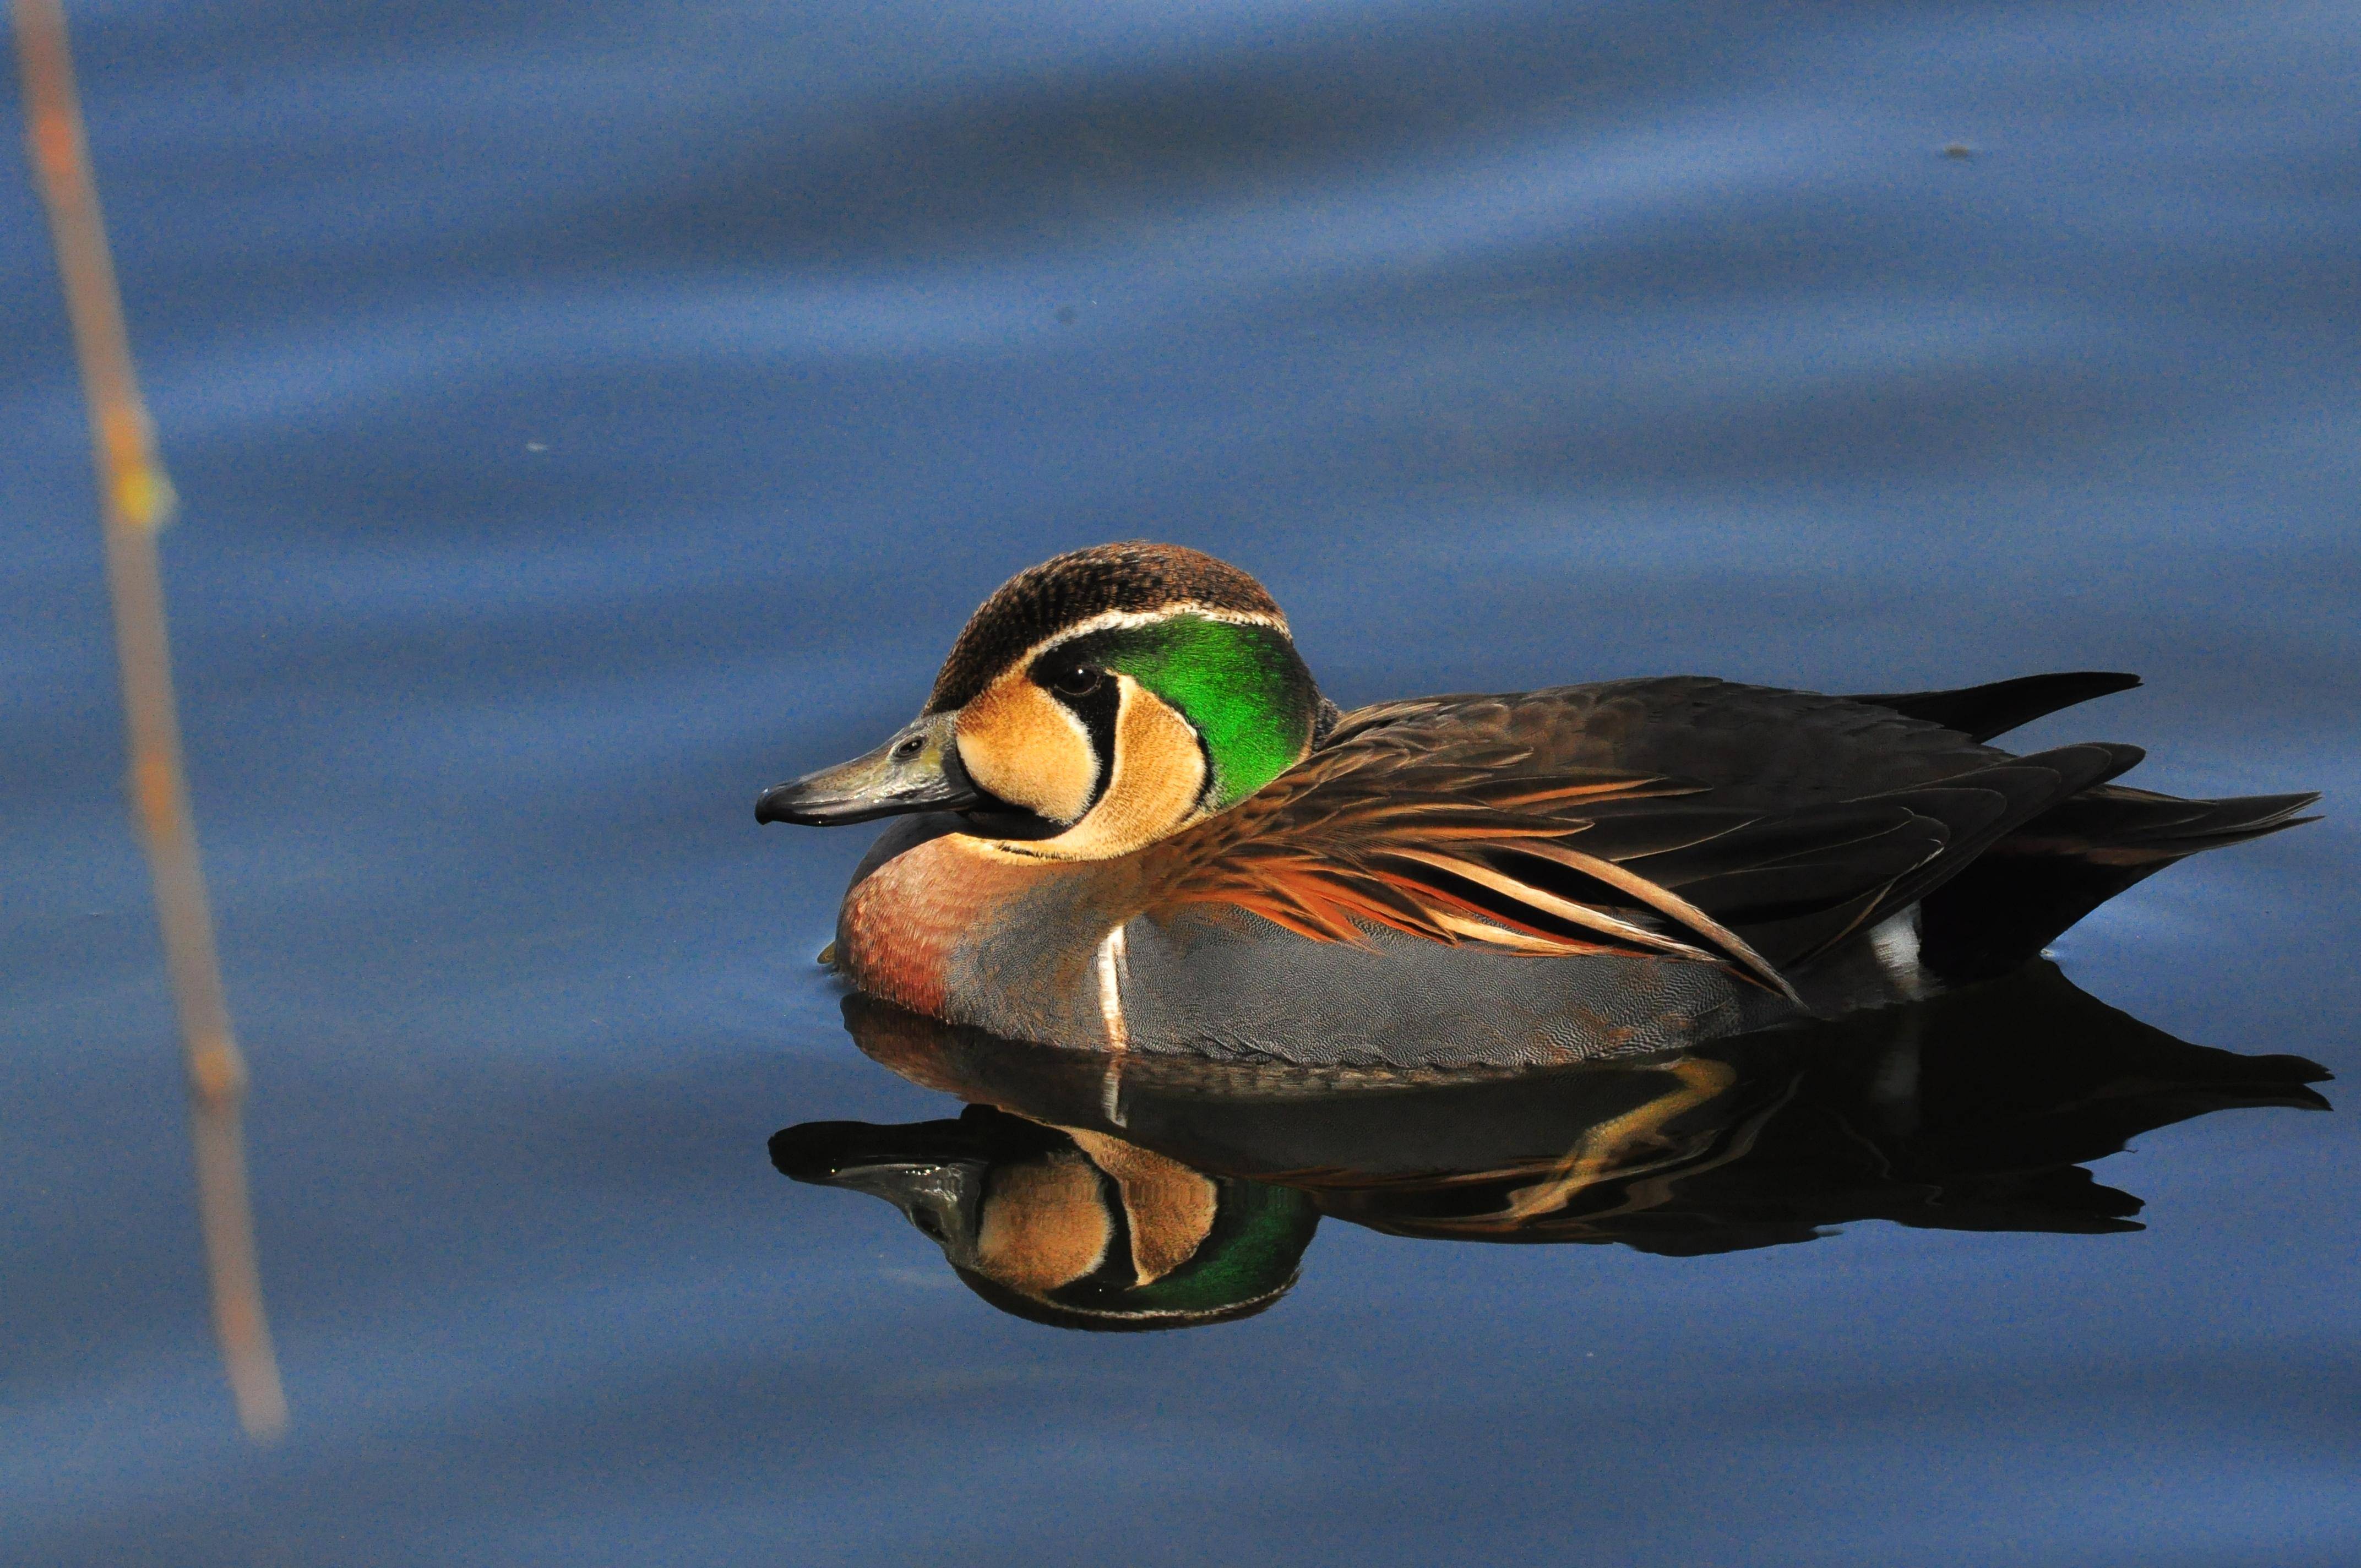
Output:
[4, 2, 2358, 1563]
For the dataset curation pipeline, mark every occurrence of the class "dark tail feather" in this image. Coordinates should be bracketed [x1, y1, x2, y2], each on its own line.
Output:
[1733, 742, 2146, 971]
[1846, 672, 2142, 743]
[2023, 785, 2323, 860]
[1919, 786, 2322, 984]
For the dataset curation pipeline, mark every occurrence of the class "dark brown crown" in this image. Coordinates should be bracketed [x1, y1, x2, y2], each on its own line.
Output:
[925, 542, 1287, 712]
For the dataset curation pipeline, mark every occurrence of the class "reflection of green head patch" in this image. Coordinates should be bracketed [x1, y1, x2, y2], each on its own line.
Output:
[1122, 1180, 1320, 1316]
[1070, 615, 1319, 808]
[951, 1177, 1320, 1332]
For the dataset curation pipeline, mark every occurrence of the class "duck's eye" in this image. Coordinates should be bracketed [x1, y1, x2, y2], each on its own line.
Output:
[1046, 662, 1103, 699]
[892, 734, 924, 761]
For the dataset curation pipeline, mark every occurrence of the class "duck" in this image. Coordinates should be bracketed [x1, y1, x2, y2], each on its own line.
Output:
[756, 542, 2318, 1069]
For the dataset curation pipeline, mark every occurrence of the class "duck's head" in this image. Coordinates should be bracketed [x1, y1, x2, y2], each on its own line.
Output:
[756, 542, 1323, 858]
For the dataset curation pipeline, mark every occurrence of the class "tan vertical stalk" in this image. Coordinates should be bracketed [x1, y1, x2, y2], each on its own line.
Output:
[15, 0, 287, 1440]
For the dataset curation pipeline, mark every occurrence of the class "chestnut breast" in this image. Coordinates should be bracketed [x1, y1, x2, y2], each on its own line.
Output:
[837, 833, 1139, 1041]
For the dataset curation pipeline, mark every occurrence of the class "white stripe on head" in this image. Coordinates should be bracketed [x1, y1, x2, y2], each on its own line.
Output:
[999, 602, 1290, 682]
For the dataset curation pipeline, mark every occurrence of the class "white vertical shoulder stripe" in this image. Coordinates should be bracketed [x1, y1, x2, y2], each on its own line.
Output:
[1868, 907, 1924, 1000]
[1095, 922, 1131, 1050]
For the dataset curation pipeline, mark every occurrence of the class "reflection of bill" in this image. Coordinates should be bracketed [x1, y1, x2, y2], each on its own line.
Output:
[773, 963, 2328, 1330]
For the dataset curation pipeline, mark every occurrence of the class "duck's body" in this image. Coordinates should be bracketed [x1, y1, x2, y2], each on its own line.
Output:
[760, 546, 2316, 1069]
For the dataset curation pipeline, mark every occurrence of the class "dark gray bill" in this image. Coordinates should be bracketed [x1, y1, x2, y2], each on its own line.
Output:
[754, 710, 982, 826]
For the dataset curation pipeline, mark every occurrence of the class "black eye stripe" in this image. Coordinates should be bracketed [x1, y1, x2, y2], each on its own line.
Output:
[1040, 668, 1122, 813]
[1031, 651, 1105, 699]
[1020, 645, 1130, 817]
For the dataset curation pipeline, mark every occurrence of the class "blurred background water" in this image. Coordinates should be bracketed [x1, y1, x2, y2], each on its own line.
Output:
[4, 2, 2358, 1563]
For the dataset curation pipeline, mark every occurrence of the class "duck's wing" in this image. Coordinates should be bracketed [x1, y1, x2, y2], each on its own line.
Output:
[1142, 680, 2144, 995]
[1842, 671, 2140, 743]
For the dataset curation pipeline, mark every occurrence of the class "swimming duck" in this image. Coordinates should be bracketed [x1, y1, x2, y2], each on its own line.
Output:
[757, 543, 2316, 1068]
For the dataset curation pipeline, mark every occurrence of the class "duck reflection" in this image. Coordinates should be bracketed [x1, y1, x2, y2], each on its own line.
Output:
[773, 1111, 1318, 1331]
[771, 962, 2327, 1329]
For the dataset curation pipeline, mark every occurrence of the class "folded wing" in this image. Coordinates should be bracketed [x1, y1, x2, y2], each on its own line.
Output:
[1143, 685, 2146, 998]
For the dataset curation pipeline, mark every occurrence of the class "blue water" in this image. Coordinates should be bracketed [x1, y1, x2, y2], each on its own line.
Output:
[5, 1, 2358, 1562]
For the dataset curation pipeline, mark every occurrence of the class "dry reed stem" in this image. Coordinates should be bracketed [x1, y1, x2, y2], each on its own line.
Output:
[15, 0, 287, 1441]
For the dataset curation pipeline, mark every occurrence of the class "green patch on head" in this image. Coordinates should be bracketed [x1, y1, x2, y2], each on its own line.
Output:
[1074, 614, 1319, 808]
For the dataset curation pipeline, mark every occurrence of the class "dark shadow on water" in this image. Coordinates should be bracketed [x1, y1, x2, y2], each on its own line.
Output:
[772, 961, 2330, 1330]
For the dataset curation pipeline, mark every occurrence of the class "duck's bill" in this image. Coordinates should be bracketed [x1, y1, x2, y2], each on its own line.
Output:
[754, 711, 983, 826]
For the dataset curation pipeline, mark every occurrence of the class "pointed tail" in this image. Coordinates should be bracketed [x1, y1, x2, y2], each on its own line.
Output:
[1918, 785, 2321, 984]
